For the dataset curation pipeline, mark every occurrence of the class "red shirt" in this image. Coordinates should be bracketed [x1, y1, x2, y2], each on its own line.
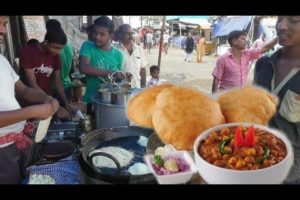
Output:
[19, 44, 61, 95]
[212, 48, 261, 90]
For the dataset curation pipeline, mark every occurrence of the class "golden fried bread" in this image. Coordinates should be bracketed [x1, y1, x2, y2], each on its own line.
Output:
[218, 86, 278, 125]
[127, 84, 174, 128]
[152, 86, 225, 150]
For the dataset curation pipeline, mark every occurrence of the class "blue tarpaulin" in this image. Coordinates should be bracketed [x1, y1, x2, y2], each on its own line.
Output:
[212, 16, 253, 38]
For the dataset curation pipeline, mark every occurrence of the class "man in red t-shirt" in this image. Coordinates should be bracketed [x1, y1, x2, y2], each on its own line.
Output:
[19, 21, 71, 120]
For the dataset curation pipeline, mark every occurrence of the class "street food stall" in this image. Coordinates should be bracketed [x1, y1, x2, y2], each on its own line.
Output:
[22, 84, 294, 184]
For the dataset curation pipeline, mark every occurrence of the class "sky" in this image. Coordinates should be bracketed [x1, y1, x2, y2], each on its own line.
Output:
[166, 16, 210, 20]
[122, 16, 210, 28]
[122, 16, 142, 28]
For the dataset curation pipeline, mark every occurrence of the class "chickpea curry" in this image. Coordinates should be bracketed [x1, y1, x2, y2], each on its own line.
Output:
[198, 126, 287, 170]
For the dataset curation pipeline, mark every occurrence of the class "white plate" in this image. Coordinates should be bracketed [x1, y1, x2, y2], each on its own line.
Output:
[35, 117, 52, 143]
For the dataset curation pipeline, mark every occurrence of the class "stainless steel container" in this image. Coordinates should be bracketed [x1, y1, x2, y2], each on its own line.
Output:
[111, 92, 131, 105]
[91, 93, 129, 129]
[97, 88, 112, 104]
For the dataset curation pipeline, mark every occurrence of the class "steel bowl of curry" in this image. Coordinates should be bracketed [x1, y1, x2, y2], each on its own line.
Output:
[193, 123, 293, 184]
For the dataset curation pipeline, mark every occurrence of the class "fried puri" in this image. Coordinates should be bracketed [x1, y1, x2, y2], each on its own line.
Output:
[218, 86, 278, 125]
[127, 84, 174, 128]
[152, 86, 225, 150]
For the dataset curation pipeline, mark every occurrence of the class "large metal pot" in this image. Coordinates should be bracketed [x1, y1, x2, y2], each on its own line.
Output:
[91, 93, 129, 129]
[79, 126, 157, 184]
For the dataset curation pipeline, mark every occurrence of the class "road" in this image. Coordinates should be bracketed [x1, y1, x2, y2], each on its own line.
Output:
[144, 46, 254, 95]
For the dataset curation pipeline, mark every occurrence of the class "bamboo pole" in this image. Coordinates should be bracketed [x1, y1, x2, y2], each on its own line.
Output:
[158, 16, 166, 68]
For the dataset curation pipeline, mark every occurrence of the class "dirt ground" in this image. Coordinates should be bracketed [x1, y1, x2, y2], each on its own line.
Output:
[144, 45, 254, 95]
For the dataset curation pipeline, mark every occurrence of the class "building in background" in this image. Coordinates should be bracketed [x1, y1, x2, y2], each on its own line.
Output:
[1, 16, 87, 73]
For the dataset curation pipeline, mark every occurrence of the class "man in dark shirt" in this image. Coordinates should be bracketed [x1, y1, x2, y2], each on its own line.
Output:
[19, 20, 71, 121]
[254, 16, 300, 184]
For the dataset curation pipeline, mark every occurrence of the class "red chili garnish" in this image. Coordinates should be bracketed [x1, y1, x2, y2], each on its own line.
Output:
[234, 125, 255, 148]
[245, 126, 255, 146]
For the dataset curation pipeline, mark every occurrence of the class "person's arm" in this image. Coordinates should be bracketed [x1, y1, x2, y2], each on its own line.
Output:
[79, 56, 112, 77]
[53, 70, 72, 120]
[0, 100, 59, 128]
[260, 37, 278, 54]
[1, 81, 59, 128]
[121, 52, 133, 83]
[15, 80, 52, 104]
[211, 57, 224, 93]
[23, 68, 46, 95]
[16, 77, 70, 121]
[121, 50, 131, 82]
[54, 70, 69, 107]
[139, 47, 147, 88]
[140, 67, 146, 88]
[253, 40, 259, 49]
[212, 77, 220, 94]
[116, 51, 126, 81]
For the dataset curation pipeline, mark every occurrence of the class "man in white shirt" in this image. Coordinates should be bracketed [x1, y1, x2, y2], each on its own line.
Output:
[163, 32, 170, 54]
[0, 16, 59, 183]
[146, 31, 153, 54]
[115, 24, 147, 88]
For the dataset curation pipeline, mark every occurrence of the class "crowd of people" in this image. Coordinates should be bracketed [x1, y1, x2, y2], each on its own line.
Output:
[0, 15, 152, 184]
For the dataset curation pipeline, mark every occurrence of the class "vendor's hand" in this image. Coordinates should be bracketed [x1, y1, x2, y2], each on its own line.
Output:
[49, 98, 60, 112]
[68, 104, 81, 116]
[56, 106, 72, 121]
[126, 72, 133, 82]
[66, 104, 75, 116]
[112, 71, 126, 81]
[30, 98, 59, 120]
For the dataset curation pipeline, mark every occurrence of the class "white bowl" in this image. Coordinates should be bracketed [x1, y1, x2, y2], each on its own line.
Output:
[144, 151, 197, 184]
[193, 122, 294, 184]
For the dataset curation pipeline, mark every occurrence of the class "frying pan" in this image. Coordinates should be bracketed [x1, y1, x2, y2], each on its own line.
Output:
[79, 126, 157, 184]
[25, 141, 75, 167]
[146, 133, 164, 154]
[42, 141, 75, 159]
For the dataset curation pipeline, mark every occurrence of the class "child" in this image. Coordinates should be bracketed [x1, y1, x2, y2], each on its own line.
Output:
[147, 65, 160, 87]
